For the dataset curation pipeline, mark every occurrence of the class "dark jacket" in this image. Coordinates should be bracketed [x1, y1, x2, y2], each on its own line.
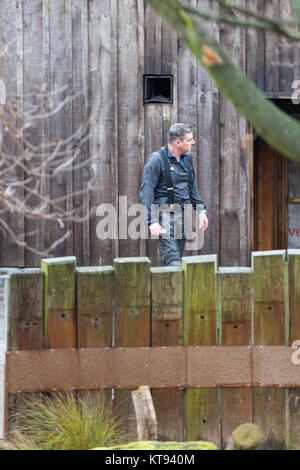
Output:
[139, 145, 206, 225]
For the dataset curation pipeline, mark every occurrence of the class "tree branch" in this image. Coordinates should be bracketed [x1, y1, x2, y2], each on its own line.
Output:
[146, 0, 300, 165]
[290, 0, 300, 28]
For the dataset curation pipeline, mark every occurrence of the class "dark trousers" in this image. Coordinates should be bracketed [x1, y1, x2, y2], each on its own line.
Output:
[156, 209, 186, 267]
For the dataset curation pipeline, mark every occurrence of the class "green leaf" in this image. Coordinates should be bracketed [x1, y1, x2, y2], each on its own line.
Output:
[290, 0, 300, 28]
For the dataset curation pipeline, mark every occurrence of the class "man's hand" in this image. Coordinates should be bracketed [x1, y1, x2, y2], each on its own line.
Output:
[199, 212, 208, 231]
[149, 222, 163, 237]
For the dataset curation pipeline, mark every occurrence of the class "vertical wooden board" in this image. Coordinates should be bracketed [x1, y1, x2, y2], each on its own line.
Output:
[113, 257, 151, 440]
[22, 0, 44, 267]
[151, 266, 184, 441]
[72, 0, 90, 266]
[0, 276, 9, 439]
[287, 388, 300, 450]
[221, 388, 252, 448]
[219, 0, 248, 266]
[252, 250, 288, 449]
[76, 265, 113, 417]
[117, 0, 144, 258]
[114, 257, 151, 347]
[183, 255, 220, 446]
[48, 0, 73, 258]
[42, 256, 76, 348]
[76, 266, 113, 348]
[185, 388, 220, 447]
[196, 0, 220, 258]
[182, 255, 217, 346]
[264, 0, 280, 93]
[89, 0, 118, 265]
[252, 251, 286, 345]
[279, 0, 294, 92]
[0, 1, 20, 266]
[144, 2, 163, 267]
[151, 267, 183, 346]
[218, 268, 252, 346]
[6, 269, 44, 433]
[246, 0, 265, 89]
[253, 388, 286, 449]
[288, 250, 300, 344]
[7, 269, 43, 351]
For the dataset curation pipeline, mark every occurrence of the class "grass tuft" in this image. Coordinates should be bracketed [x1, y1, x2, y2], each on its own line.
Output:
[1, 390, 129, 450]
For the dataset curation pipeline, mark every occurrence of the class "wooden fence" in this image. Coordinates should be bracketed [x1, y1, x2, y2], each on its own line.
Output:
[1, 250, 300, 449]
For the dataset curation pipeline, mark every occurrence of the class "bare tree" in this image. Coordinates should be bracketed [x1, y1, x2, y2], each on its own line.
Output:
[146, 0, 300, 164]
[0, 42, 95, 258]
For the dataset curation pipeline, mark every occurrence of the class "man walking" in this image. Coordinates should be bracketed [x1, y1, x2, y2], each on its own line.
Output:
[140, 123, 208, 267]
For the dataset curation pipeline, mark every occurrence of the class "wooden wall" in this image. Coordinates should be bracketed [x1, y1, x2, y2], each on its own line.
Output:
[0, 0, 298, 268]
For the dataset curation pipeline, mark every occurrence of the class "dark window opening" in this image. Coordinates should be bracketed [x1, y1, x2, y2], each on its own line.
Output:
[143, 75, 173, 104]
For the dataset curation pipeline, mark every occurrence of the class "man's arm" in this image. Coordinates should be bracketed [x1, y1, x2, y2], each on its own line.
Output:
[186, 156, 208, 231]
[139, 154, 163, 233]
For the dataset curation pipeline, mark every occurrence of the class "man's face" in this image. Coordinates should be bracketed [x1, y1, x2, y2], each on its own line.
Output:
[177, 132, 195, 154]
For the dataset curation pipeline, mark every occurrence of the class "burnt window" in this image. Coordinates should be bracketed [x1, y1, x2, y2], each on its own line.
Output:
[143, 75, 173, 104]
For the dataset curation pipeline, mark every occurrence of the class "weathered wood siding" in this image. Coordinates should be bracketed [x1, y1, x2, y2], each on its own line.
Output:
[0, 0, 297, 267]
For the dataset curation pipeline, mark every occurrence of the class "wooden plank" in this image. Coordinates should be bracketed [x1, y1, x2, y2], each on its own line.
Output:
[221, 388, 252, 448]
[287, 388, 300, 450]
[218, 268, 252, 346]
[72, 0, 90, 266]
[265, 0, 280, 93]
[117, 0, 144, 258]
[89, 0, 118, 265]
[23, 0, 44, 266]
[0, 1, 20, 266]
[0, 276, 9, 439]
[252, 251, 286, 345]
[42, 256, 76, 348]
[218, 269, 253, 445]
[182, 255, 217, 346]
[288, 250, 300, 343]
[253, 387, 286, 449]
[76, 264, 113, 413]
[6, 266, 44, 434]
[196, 0, 220, 258]
[252, 250, 287, 449]
[144, 1, 163, 266]
[246, 0, 265, 90]
[7, 269, 43, 351]
[151, 266, 184, 441]
[113, 257, 151, 439]
[279, 0, 294, 93]
[183, 255, 220, 447]
[219, 0, 248, 266]
[76, 266, 113, 348]
[48, 0, 73, 258]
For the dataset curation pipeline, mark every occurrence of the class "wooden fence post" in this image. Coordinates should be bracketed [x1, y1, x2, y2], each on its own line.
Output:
[76, 266, 114, 406]
[150, 266, 184, 441]
[218, 267, 253, 446]
[113, 257, 151, 439]
[42, 256, 76, 349]
[6, 269, 44, 435]
[287, 249, 300, 449]
[0, 276, 9, 440]
[76, 266, 114, 348]
[182, 255, 220, 447]
[252, 250, 287, 449]
[7, 269, 44, 351]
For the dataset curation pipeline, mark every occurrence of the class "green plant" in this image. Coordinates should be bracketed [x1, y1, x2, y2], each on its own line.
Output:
[1, 390, 129, 450]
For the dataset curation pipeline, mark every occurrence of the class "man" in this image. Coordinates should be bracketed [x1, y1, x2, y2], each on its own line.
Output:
[140, 123, 208, 267]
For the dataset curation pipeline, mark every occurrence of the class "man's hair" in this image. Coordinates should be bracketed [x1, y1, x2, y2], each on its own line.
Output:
[168, 123, 192, 144]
